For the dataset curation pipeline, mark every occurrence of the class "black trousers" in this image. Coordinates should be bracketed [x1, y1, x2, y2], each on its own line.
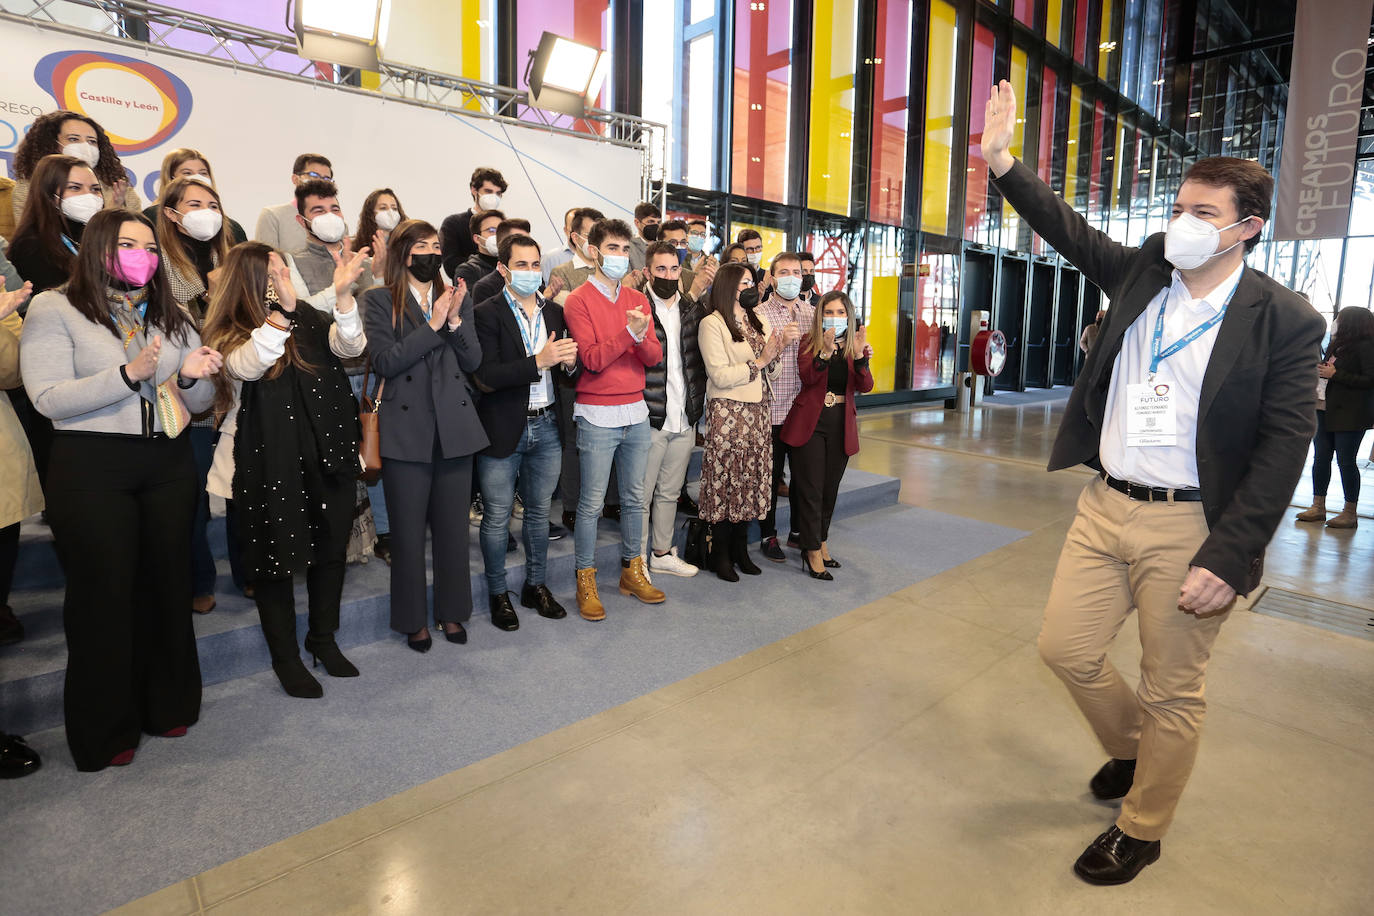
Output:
[383, 442, 474, 633]
[0, 522, 18, 606]
[46, 432, 201, 772]
[791, 405, 849, 552]
[248, 469, 355, 665]
[761, 424, 796, 539]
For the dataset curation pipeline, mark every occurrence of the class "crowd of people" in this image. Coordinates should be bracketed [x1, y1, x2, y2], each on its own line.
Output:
[0, 110, 873, 776]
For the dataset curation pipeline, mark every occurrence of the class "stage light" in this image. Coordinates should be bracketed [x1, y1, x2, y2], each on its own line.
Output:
[526, 32, 610, 117]
[293, 0, 392, 71]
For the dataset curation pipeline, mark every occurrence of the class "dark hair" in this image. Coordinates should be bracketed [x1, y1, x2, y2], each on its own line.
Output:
[295, 179, 339, 215]
[588, 218, 633, 248]
[1331, 306, 1374, 362]
[708, 262, 763, 343]
[66, 209, 192, 344]
[645, 240, 681, 267]
[736, 228, 762, 245]
[352, 188, 408, 252]
[770, 251, 803, 275]
[13, 110, 126, 185]
[157, 177, 230, 296]
[687, 218, 708, 230]
[658, 219, 689, 237]
[10, 154, 88, 277]
[470, 167, 507, 192]
[798, 250, 816, 264]
[1181, 157, 1273, 253]
[499, 233, 541, 265]
[721, 242, 747, 264]
[634, 201, 661, 221]
[496, 218, 532, 240]
[384, 220, 448, 329]
[473, 209, 506, 237]
[571, 207, 605, 235]
[292, 153, 332, 175]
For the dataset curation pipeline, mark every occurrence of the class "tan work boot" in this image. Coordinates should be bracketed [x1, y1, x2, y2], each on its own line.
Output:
[576, 568, 605, 621]
[618, 556, 666, 604]
[1326, 502, 1359, 529]
[1295, 496, 1325, 523]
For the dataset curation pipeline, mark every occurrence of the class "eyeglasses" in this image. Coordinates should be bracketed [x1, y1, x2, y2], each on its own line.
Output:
[687, 231, 707, 238]
[297, 171, 332, 180]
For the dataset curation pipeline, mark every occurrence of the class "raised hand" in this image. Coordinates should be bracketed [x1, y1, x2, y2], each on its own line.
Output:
[269, 259, 297, 313]
[127, 335, 163, 381]
[855, 323, 869, 355]
[822, 327, 837, 356]
[370, 230, 388, 275]
[759, 330, 782, 366]
[109, 177, 131, 208]
[627, 306, 649, 337]
[982, 79, 1018, 177]
[558, 335, 578, 367]
[542, 273, 565, 300]
[0, 281, 33, 321]
[332, 244, 370, 300]
[179, 345, 224, 380]
[689, 259, 716, 299]
[430, 285, 457, 331]
[781, 320, 802, 346]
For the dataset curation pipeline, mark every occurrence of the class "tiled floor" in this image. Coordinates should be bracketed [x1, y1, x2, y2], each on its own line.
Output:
[115, 393, 1374, 916]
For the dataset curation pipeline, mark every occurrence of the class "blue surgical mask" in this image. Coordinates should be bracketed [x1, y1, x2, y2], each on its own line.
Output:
[687, 234, 705, 252]
[508, 269, 542, 297]
[823, 316, 848, 337]
[775, 276, 802, 300]
[600, 254, 630, 281]
[676, 248, 688, 265]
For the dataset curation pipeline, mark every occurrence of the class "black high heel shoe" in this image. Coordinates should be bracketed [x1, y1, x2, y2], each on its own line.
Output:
[272, 658, 324, 698]
[304, 635, 360, 677]
[442, 622, 467, 644]
[801, 550, 833, 581]
[407, 629, 433, 653]
[822, 557, 841, 569]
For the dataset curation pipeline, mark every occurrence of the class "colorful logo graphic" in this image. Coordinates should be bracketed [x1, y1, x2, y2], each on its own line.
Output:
[1154, 384, 1171, 397]
[34, 50, 192, 154]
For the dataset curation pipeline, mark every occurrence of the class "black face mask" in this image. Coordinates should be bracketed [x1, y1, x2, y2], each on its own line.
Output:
[650, 276, 679, 300]
[800, 274, 816, 294]
[409, 253, 441, 284]
[738, 286, 760, 310]
[641, 223, 660, 242]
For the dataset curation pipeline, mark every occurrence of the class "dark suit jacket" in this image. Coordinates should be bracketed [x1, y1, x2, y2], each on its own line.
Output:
[781, 348, 874, 456]
[470, 266, 505, 308]
[361, 285, 489, 462]
[472, 291, 581, 458]
[993, 160, 1326, 595]
[439, 208, 476, 280]
[1323, 337, 1374, 432]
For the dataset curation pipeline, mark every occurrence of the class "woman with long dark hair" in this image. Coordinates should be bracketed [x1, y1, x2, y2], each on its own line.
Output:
[361, 219, 487, 651]
[696, 262, 781, 581]
[20, 209, 222, 771]
[352, 188, 408, 257]
[10, 110, 140, 221]
[202, 242, 368, 697]
[7, 154, 102, 295]
[1296, 306, 1374, 529]
[143, 147, 248, 244]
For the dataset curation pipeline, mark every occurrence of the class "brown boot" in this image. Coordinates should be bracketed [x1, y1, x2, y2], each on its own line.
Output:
[618, 556, 666, 604]
[1326, 502, 1359, 529]
[1295, 496, 1326, 523]
[576, 568, 605, 621]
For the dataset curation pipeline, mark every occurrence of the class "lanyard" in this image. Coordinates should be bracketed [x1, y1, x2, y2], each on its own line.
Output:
[60, 235, 78, 255]
[508, 295, 545, 358]
[1148, 298, 1228, 380]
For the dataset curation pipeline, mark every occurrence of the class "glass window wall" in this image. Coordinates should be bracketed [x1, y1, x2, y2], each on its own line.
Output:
[808, 0, 858, 214]
[731, 0, 793, 202]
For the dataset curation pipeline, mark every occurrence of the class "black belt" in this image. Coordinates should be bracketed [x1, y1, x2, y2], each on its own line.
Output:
[527, 405, 553, 420]
[1102, 473, 1203, 502]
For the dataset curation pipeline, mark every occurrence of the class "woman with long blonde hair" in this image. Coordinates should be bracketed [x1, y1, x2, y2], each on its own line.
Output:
[203, 241, 369, 698]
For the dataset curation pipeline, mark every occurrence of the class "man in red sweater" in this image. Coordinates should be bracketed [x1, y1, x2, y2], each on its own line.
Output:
[563, 218, 666, 619]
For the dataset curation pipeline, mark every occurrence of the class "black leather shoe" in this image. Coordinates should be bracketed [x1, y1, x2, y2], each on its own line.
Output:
[760, 537, 786, 563]
[0, 733, 41, 779]
[678, 492, 699, 516]
[822, 556, 841, 569]
[548, 522, 568, 541]
[272, 657, 324, 698]
[0, 605, 24, 646]
[1090, 758, 1137, 800]
[521, 582, 567, 619]
[489, 593, 521, 631]
[407, 630, 433, 653]
[373, 533, 392, 566]
[562, 510, 577, 532]
[1073, 825, 1160, 885]
[801, 551, 833, 581]
[442, 622, 467, 644]
[304, 634, 360, 678]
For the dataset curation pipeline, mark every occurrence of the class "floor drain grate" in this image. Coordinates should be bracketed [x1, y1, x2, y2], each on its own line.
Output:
[1250, 588, 1374, 641]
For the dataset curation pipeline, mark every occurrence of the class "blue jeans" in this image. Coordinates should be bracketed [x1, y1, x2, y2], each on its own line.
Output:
[1311, 409, 1366, 502]
[477, 412, 562, 595]
[575, 416, 650, 569]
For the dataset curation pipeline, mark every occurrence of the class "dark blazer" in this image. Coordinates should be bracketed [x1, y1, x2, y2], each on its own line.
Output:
[470, 266, 505, 308]
[453, 252, 498, 291]
[361, 285, 489, 462]
[1323, 337, 1374, 432]
[472, 291, 581, 458]
[439, 208, 476, 280]
[781, 346, 875, 456]
[993, 160, 1326, 595]
[643, 293, 708, 430]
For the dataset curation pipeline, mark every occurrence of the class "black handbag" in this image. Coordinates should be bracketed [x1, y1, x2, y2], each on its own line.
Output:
[682, 517, 711, 568]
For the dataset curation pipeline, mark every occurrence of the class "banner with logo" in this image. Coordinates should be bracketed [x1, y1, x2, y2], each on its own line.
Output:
[1272, 0, 1374, 240]
[0, 19, 643, 248]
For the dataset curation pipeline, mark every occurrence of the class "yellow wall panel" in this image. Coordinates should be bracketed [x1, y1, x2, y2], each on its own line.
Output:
[807, 0, 857, 214]
[867, 275, 899, 393]
[921, 0, 957, 235]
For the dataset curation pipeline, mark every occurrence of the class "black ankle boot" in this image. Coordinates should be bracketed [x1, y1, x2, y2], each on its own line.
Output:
[730, 525, 762, 575]
[303, 634, 360, 678]
[272, 657, 324, 698]
[710, 521, 738, 582]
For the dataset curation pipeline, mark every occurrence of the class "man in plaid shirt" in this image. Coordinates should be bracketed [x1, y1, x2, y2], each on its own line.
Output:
[755, 251, 813, 562]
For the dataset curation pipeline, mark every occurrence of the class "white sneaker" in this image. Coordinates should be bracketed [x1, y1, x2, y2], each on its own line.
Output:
[650, 547, 699, 578]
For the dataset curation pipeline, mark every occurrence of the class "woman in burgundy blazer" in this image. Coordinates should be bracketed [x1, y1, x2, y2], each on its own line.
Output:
[781, 290, 874, 579]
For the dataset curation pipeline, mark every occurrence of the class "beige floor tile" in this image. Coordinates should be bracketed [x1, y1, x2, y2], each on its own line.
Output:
[106, 879, 201, 916]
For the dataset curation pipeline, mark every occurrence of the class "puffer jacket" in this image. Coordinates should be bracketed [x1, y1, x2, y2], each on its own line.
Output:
[643, 293, 707, 430]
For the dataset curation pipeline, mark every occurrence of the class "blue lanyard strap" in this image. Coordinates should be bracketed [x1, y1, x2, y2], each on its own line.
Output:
[507, 294, 545, 358]
[60, 235, 78, 255]
[1149, 301, 1227, 377]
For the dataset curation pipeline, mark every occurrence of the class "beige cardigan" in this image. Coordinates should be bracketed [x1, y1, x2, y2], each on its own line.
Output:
[698, 309, 778, 403]
[0, 313, 44, 527]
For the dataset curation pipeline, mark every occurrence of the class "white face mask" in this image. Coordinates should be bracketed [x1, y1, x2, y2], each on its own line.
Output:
[310, 212, 347, 244]
[177, 208, 223, 242]
[62, 141, 99, 168]
[375, 208, 401, 231]
[477, 192, 502, 211]
[1164, 212, 1253, 270]
[184, 173, 213, 186]
[746, 251, 762, 267]
[482, 235, 499, 257]
[60, 193, 102, 224]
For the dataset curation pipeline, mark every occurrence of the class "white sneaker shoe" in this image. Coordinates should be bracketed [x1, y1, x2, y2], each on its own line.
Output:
[650, 547, 699, 578]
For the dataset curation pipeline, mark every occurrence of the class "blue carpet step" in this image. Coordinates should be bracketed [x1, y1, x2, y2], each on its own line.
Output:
[0, 469, 900, 736]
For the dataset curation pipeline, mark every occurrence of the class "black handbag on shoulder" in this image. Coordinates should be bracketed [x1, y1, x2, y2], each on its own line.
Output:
[682, 517, 711, 568]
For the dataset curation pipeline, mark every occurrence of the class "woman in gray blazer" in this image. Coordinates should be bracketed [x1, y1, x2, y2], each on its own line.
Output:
[362, 220, 489, 651]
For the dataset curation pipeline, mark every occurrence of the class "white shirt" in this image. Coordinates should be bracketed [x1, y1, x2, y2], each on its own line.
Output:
[1100, 263, 1243, 489]
[504, 289, 554, 410]
[651, 289, 688, 433]
[409, 282, 433, 317]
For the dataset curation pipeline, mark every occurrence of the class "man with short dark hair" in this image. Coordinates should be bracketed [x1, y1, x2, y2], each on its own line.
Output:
[755, 251, 810, 561]
[982, 80, 1324, 885]
[549, 207, 605, 307]
[647, 219, 714, 302]
[470, 218, 534, 305]
[685, 219, 711, 271]
[629, 201, 662, 269]
[736, 228, 765, 283]
[441, 166, 508, 279]
[255, 153, 333, 252]
[452, 209, 505, 289]
[284, 179, 375, 314]
[798, 250, 818, 303]
[543, 207, 580, 283]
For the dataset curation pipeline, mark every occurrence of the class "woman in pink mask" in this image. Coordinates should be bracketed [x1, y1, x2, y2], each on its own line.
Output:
[19, 209, 223, 772]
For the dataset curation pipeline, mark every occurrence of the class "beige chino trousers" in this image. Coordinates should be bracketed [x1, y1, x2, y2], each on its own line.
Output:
[1039, 475, 1231, 841]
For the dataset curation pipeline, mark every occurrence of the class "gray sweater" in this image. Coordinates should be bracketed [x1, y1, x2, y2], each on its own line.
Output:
[20, 289, 214, 434]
